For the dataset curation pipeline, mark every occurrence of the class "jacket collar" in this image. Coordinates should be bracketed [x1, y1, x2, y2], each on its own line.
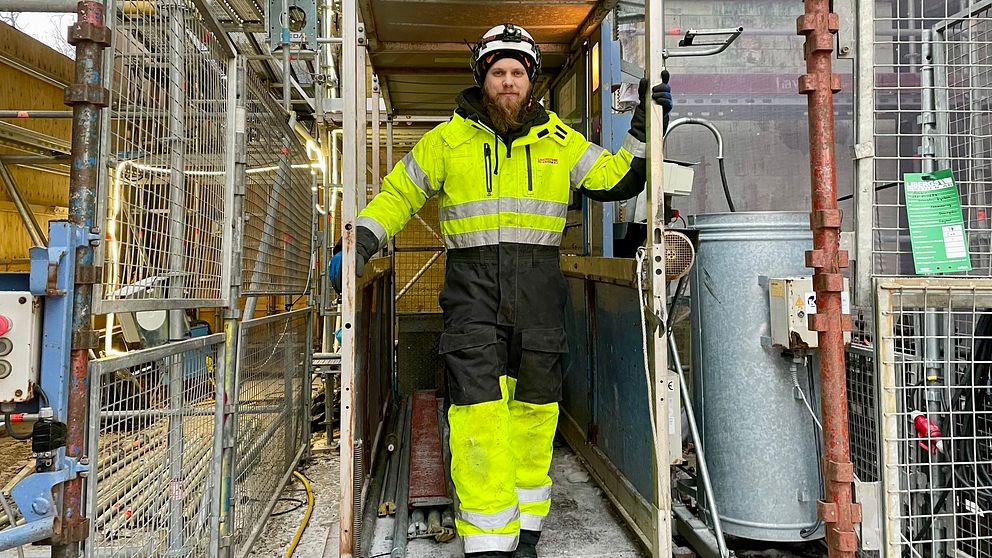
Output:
[453, 86, 550, 143]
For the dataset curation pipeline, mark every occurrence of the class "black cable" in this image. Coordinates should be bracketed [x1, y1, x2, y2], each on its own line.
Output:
[666, 273, 690, 334]
[717, 157, 736, 212]
[800, 355, 825, 539]
[912, 488, 952, 543]
[34, 383, 49, 409]
[837, 181, 900, 202]
[905, 313, 992, 553]
[269, 497, 306, 517]
[3, 414, 32, 441]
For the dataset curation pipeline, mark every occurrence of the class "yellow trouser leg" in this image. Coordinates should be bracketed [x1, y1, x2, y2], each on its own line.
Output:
[507, 377, 558, 533]
[449, 376, 520, 554]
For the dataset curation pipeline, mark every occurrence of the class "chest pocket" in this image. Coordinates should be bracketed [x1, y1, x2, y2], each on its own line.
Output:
[524, 141, 569, 201]
[444, 141, 492, 202]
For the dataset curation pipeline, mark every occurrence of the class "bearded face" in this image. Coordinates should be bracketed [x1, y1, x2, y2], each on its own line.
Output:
[482, 57, 532, 133]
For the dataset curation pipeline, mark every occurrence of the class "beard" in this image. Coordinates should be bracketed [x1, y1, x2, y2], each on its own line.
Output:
[482, 88, 530, 133]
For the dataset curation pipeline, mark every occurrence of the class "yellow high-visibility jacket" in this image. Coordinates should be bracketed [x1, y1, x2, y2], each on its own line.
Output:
[357, 88, 646, 251]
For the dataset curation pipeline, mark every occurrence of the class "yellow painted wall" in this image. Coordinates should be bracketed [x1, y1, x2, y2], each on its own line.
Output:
[0, 21, 73, 271]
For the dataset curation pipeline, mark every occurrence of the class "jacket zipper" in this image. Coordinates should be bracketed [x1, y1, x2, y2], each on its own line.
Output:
[525, 145, 534, 192]
[483, 143, 493, 196]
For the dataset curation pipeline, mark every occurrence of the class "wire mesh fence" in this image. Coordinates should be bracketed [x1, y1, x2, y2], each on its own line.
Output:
[876, 279, 992, 558]
[241, 70, 315, 296]
[232, 309, 310, 556]
[867, 0, 992, 277]
[85, 333, 225, 558]
[97, 0, 233, 313]
[395, 197, 444, 313]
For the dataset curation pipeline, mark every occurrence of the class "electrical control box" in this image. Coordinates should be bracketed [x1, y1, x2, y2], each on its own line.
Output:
[768, 276, 851, 350]
[631, 161, 696, 223]
[0, 292, 42, 403]
[268, 0, 319, 51]
[662, 160, 695, 197]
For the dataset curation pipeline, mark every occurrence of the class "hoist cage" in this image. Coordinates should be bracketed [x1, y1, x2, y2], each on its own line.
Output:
[70, 1, 318, 556]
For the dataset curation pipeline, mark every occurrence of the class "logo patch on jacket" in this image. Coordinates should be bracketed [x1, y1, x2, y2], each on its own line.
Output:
[538, 157, 558, 164]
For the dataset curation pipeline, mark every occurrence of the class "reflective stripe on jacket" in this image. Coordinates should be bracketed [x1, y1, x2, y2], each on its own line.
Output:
[357, 109, 643, 250]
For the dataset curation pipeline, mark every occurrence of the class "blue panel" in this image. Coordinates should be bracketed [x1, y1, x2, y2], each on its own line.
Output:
[593, 282, 654, 503]
[562, 277, 591, 434]
[598, 13, 632, 257]
[0, 273, 29, 291]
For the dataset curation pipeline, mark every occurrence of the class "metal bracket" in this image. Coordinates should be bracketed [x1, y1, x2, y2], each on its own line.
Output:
[10, 456, 89, 524]
[357, 23, 366, 46]
[75, 263, 100, 285]
[834, 0, 855, 58]
[854, 479, 881, 551]
[28, 224, 96, 297]
[850, 142, 874, 161]
[29, 246, 66, 296]
[66, 20, 112, 47]
[64, 84, 111, 108]
[665, 27, 744, 59]
[72, 329, 100, 350]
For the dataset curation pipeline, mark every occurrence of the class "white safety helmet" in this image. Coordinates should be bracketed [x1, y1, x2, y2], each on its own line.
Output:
[471, 23, 542, 86]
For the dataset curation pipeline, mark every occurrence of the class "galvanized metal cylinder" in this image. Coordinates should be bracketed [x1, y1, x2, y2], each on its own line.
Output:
[688, 211, 823, 542]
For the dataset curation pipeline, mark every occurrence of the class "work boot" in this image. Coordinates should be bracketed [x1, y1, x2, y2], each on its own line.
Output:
[513, 530, 540, 557]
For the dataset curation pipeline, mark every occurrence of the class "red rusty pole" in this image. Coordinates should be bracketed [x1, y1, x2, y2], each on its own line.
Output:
[798, 1, 860, 557]
[53, 2, 111, 557]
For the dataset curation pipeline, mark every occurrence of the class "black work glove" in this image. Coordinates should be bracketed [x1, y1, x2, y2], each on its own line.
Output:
[330, 225, 380, 293]
[629, 70, 673, 142]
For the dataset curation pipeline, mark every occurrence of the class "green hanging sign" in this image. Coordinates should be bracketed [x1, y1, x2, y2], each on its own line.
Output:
[903, 169, 972, 274]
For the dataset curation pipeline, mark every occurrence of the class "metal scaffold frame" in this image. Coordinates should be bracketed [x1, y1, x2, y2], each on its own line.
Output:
[0, 1, 318, 556]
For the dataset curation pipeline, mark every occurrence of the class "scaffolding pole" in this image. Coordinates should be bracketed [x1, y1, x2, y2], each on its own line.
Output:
[52, 1, 112, 556]
[0, 0, 76, 11]
[798, 2, 859, 557]
[644, 1, 672, 557]
[339, 0, 359, 555]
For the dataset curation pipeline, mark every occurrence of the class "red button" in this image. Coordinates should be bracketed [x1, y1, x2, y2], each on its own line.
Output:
[0, 315, 10, 337]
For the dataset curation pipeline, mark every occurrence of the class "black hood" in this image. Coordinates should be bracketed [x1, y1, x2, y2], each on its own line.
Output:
[454, 86, 550, 142]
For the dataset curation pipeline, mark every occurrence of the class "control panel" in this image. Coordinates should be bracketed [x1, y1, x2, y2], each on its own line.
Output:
[768, 276, 851, 350]
[0, 292, 41, 402]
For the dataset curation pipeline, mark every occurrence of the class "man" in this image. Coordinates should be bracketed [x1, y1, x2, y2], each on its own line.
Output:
[331, 23, 672, 558]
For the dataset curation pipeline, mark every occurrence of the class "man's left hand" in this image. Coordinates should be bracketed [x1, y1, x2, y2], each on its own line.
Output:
[640, 70, 672, 115]
[630, 70, 674, 142]
[651, 69, 673, 115]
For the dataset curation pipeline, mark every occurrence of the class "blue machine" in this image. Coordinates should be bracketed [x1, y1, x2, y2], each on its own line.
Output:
[0, 221, 96, 550]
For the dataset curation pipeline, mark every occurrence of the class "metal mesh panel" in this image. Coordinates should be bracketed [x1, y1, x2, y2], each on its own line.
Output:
[232, 309, 310, 555]
[395, 197, 444, 313]
[848, 344, 881, 484]
[240, 70, 314, 296]
[100, 1, 231, 311]
[876, 280, 992, 558]
[870, 0, 992, 276]
[85, 334, 224, 557]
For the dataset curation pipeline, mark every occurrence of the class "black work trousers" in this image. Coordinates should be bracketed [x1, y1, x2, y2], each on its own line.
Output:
[438, 243, 569, 406]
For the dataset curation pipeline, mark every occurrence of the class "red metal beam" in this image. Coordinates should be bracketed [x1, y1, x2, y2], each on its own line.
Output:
[408, 390, 451, 508]
[798, 2, 859, 558]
